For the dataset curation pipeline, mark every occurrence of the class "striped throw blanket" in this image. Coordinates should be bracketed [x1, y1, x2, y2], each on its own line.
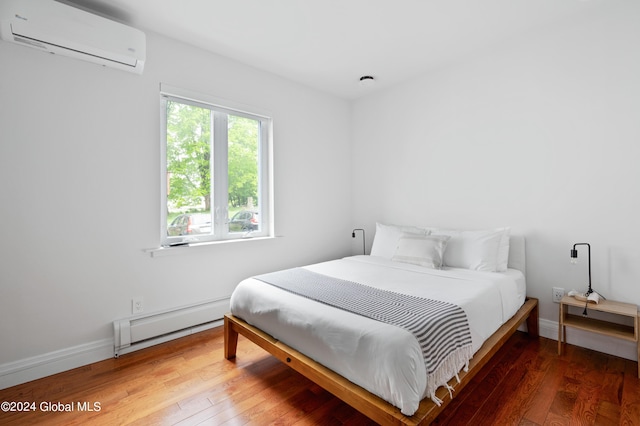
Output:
[254, 267, 474, 405]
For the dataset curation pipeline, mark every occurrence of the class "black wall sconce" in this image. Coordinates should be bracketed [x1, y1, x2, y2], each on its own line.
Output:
[570, 243, 592, 296]
[570, 242, 605, 315]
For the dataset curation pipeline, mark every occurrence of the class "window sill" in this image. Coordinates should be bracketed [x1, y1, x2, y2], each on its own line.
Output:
[146, 236, 277, 258]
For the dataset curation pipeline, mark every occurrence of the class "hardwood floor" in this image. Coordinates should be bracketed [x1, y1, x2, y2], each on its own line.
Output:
[1, 327, 638, 425]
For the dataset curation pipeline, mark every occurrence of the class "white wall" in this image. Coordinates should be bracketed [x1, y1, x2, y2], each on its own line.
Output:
[352, 3, 640, 357]
[2, 1, 638, 389]
[0, 31, 352, 387]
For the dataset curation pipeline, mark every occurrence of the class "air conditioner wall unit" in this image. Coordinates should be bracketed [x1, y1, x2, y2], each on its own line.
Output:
[0, 0, 146, 74]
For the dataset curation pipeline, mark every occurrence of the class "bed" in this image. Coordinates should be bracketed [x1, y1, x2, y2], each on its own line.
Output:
[225, 224, 539, 425]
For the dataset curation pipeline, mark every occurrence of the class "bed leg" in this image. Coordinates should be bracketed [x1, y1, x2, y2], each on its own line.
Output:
[224, 315, 238, 359]
[526, 298, 539, 337]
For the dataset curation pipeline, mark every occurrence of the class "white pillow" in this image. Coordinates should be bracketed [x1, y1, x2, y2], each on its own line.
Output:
[496, 228, 511, 272]
[432, 227, 510, 272]
[392, 234, 450, 269]
[370, 222, 429, 259]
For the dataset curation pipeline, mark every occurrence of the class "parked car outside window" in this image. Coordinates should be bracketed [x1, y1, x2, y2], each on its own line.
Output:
[229, 210, 259, 232]
[167, 213, 212, 236]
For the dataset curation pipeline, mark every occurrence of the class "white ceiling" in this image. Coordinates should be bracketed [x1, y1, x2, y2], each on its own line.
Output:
[64, 0, 615, 99]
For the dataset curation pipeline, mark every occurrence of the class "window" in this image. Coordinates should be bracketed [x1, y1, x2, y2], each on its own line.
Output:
[160, 85, 272, 245]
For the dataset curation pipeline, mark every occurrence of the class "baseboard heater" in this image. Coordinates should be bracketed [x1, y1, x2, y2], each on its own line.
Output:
[113, 297, 229, 357]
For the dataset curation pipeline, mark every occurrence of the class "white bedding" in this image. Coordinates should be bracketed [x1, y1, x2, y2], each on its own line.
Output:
[230, 255, 526, 416]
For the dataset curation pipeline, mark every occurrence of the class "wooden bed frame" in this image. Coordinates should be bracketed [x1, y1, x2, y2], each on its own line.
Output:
[224, 297, 539, 425]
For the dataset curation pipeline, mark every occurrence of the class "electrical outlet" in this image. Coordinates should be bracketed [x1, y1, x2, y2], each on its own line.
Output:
[132, 297, 144, 314]
[552, 287, 564, 303]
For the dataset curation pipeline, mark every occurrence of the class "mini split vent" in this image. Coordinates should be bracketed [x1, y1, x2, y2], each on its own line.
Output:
[0, 0, 146, 74]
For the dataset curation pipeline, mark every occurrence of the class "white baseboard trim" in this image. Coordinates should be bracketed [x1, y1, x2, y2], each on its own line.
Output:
[538, 318, 558, 341]
[0, 319, 224, 391]
[0, 338, 114, 390]
[538, 318, 637, 361]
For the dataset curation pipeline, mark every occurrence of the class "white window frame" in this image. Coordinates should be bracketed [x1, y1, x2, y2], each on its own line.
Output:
[159, 84, 273, 246]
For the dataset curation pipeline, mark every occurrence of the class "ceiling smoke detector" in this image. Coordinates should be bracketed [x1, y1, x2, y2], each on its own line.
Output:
[359, 75, 375, 87]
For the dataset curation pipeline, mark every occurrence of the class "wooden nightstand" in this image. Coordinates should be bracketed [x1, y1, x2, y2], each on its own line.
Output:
[558, 295, 639, 378]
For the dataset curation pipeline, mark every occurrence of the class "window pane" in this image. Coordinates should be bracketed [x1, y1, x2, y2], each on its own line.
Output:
[165, 101, 212, 236]
[227, 114, 260, 233]
[160, 85, 271, 245]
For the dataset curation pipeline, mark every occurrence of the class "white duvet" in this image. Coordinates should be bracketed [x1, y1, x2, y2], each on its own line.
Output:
[230, 255, 526, 416]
